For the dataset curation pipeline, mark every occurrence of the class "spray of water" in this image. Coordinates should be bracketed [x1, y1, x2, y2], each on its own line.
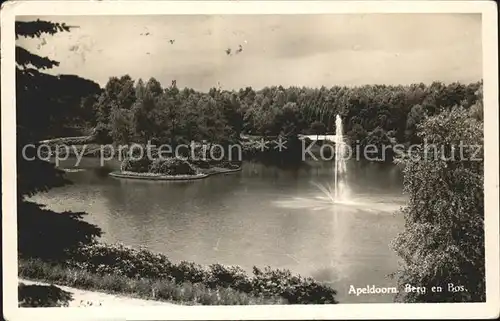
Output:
[333, 115, 347, 201]
[311, 115, 348, 203]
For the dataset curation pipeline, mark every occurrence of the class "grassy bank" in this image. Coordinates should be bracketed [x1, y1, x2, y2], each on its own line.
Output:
[20, 243, 338, 305]
[19, 258, 285, 305]
[71, 243, 337, 304]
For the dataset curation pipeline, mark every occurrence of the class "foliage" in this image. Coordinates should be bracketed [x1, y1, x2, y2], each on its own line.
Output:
[309, 121, 327, 136]
[69, 243, 338, 304]
[92, 75, 136, 143]
[469, 83, 483, 121]
[148, 158, 198, 175]
[405, 104, 426, 144]
[16, 19, 71, 39]
[109, 107, 133, 144]
[19, 259, 284, 305]
[120, 156, 198, 176]
[391, 106, 484, 302]
[360, 127, 396, 161]
[16, 20, 103, 265]
[18, 283, 72, 307]
[94, 75, 482, 163]
[120, 157, 151, 173]
[346, 123, 367, 145]
[18, 201, 102, 261]
[93, 123, 113, 144]
[16, 20, 101, 197]
[215, 160, 241, 170]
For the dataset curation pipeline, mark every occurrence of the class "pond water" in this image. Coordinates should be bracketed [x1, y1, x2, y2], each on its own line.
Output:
[31, 157, 406, 303]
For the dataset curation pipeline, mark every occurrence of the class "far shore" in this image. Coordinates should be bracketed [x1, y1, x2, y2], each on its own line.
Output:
[109, 166, 242, 181]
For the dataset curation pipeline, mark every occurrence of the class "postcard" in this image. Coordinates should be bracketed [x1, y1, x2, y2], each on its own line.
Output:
[2, 1, 499, 320]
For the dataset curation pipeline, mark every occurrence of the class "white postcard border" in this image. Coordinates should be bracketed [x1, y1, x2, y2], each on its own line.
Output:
[2, 1, 498, 320]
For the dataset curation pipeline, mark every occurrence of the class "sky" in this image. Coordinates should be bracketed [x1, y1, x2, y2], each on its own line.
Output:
[17, 14, 482, 91]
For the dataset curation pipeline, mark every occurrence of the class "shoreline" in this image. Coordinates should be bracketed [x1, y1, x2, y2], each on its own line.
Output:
[109, 166, 242, 181]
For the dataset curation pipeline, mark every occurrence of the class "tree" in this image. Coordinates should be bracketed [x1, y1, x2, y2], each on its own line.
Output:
[309, 121, 327, 140]
[346, 123, 367, 146]
[132, 78, 162, 144]
[197, 94, 230, 146]
[219, 92, 244, 141]
[93, 75, 136, 142]
[391, 106, 484, 302]
[16, 20, 73, 197]
[405, 104, 426, 145]
[276, 102, 305, 137]
[16, 19, 102, 260]
[79, 93, 101, 128]
[361, 127, 394, 161]
[158, 80, 183, 146]
[109, 107, 132, 145]
[469, 83, 483, 121]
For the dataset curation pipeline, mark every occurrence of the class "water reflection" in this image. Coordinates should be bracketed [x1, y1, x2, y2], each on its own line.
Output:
[31, 158, 405, 303]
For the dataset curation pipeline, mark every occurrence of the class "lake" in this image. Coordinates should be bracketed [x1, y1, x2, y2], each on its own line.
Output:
[30, 157, 406, 303]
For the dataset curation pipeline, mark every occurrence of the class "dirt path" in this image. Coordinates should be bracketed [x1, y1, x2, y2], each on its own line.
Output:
[19, 279, 177, 307]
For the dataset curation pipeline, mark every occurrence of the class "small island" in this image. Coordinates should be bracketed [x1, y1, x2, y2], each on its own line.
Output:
[109, 151, 242, 181]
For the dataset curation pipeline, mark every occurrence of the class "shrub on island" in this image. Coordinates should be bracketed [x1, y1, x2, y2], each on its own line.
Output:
[189, 159, 211, 169]
[149, 158, 198, 176]
[70, 243, 338, 304]
[120, 156, 198, 176]
[218, 160, 241, 170]
[120, 157, 151, 173]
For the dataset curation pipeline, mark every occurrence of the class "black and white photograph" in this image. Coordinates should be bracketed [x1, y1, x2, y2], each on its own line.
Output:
[2, 1, 499, 320]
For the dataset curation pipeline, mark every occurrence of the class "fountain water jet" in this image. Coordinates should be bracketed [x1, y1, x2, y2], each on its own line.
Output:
[307, 114, 349, 205]
[333, 115, 347, 201]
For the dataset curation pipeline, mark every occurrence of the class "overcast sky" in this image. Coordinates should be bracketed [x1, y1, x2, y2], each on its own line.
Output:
[17, 14, 482, 91]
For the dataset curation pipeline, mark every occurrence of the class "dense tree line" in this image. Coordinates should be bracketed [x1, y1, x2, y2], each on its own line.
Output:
[92, 77, 242, 149]
[91, 76, 483, 158]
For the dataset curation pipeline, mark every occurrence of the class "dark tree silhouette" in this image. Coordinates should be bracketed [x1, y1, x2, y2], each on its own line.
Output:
[16, 19, 102, 261]
[309, 121, 327, 140]
[18, 283, 73, 307]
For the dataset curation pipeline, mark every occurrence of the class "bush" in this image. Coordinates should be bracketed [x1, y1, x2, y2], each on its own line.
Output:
[218, 160, 241, 170]
[69, 242, 337, 304]
[73, 243, 174, 280]
[391, 107, 484, 302]
[19, 259, 284, 305]
[206, 264, 252, 292]
[149, 158, 198, 176]
[121, 157, 151, 173]
[190, 159, 211, 169]
[93, 123, 112, 144]
[18, 283, 72, 307]
[120, 156, 198, 176]
[250, 266, 337, 304]
[169, 261, 206, 284]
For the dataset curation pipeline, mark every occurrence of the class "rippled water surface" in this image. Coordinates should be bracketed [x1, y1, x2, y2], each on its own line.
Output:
[32, 158, 406, 303]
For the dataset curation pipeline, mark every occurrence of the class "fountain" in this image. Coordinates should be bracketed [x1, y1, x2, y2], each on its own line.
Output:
[301, 114, 350, 205]
[301, 114, 349, 205]
[269, 114, 405, 283]
[274, 114, 403, 213]
[333, 115, 347, 201]
[270, 114, 404, 280]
